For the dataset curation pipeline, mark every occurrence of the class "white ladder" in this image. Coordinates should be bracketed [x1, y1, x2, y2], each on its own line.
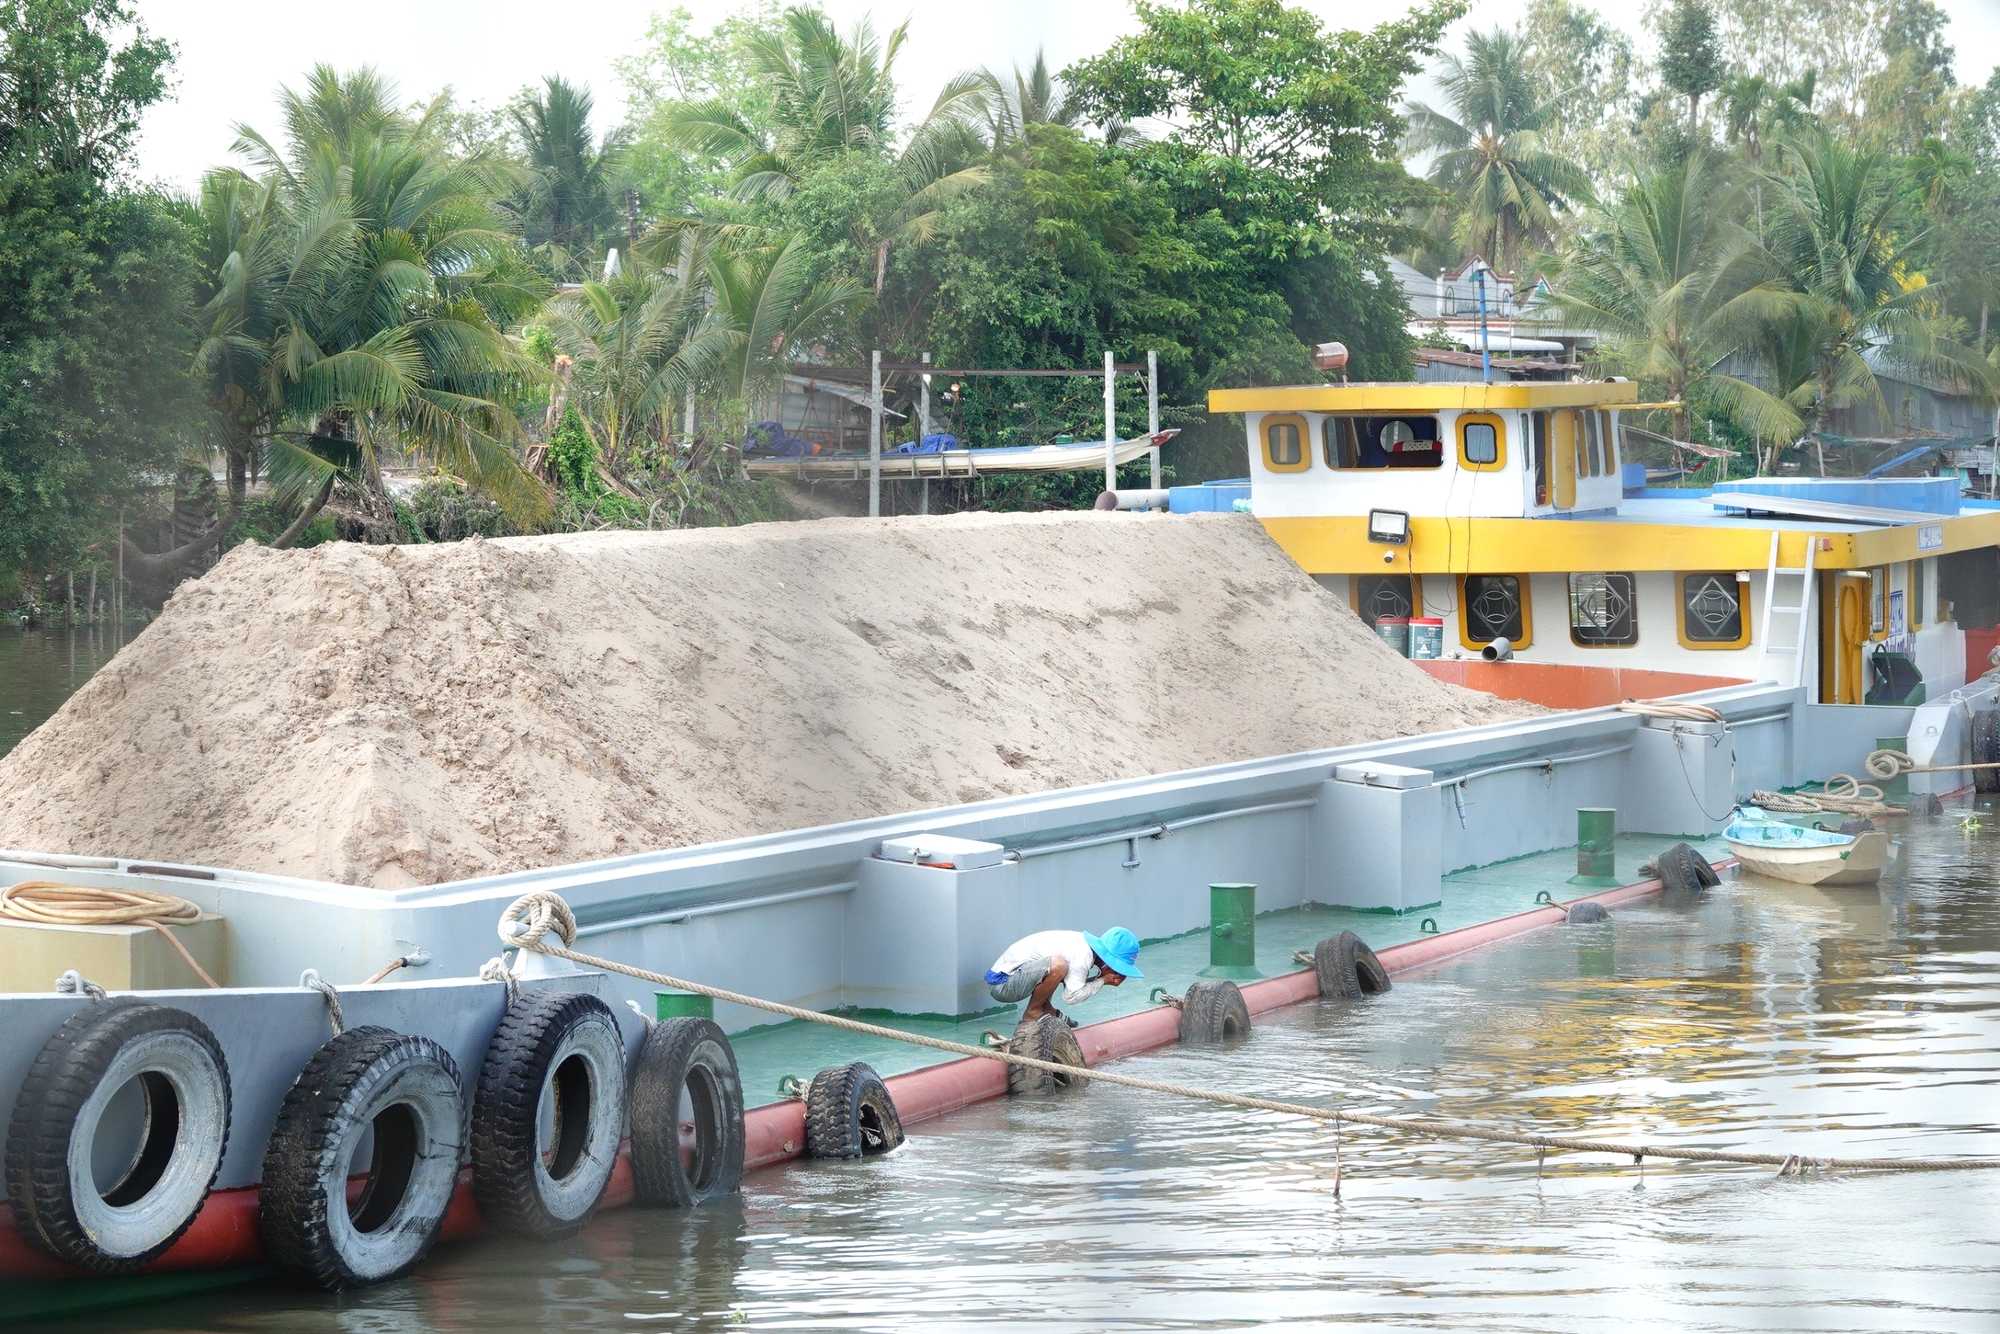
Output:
[1754, 530, 1817, 688]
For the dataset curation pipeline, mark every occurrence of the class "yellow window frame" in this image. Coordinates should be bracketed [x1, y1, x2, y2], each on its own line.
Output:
[1260, 413, 1311, 472]
[1676, 572, 1752, 650]
[1457, 412, 1506, 471]
[1456, 574, 1534, 651]
[1549, 410, 1578, 507]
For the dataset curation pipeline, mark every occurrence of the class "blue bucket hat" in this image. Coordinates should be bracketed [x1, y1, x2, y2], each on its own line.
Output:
[1085, 926, 1143, 979]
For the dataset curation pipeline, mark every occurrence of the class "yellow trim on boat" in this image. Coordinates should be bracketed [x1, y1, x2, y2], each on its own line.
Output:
[1259, 516, 1845, 574]
[1207, 381, 1641, 413]
[1257, 508, 2000, 575]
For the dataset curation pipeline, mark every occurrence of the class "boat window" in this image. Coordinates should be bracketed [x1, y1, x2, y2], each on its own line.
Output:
[1461, 574, 1530, 648]
[1353, 574, 1419, 627]
[1530, 412, 1549, 505]
[1322, 416, 1360, 469]
[1318, 416, 1442, 470]
[1261, 414, 1309, 472]
[1569, 573, 1638, 647]
[1870, 566, 1886, 636]
[1680, 572, 1750, 648]
[1459, 415, 1503, 470]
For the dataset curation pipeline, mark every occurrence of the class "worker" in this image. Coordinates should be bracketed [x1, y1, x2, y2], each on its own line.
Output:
[984, 926, 1144, 1024]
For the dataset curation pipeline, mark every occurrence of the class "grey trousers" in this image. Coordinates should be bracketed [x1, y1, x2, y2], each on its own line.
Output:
[988, 957, 1052, 1003]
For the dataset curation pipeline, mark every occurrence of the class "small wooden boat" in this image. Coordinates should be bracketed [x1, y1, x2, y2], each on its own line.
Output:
[1723, 808, 1890, 886]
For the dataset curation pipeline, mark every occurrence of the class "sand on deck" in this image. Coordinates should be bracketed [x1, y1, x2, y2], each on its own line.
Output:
[0, 512, 1536, 888]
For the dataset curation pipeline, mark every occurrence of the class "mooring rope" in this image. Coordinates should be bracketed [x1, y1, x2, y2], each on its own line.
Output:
[495, 891, 1999, 1175]
[1867, 748, 2000, 780]
[1750, 775, 1900, 818]
[2, 881, 221, 988]
[1616, 698, 1725, 724]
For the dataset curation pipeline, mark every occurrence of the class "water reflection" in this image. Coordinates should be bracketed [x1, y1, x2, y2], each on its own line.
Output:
[49, 816, 2000, 1331]
[0, 625, 123, 759]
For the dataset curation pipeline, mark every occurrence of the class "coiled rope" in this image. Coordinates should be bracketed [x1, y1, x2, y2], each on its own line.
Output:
[1750, 774, 1899, 818]
[1616, 699, 1725, 724]
[0, 881, 220, 988]
[494, 890, 1999, 1176]
[1866, 747, 2000, 780]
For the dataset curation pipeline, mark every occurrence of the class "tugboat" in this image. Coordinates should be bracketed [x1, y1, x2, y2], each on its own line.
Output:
[1201, 378, 2000, 706]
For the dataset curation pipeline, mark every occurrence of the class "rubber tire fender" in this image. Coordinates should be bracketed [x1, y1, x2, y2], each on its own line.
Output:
[1006, 1014, 1087, 1096]
[628, 1017, 745, 1208]
[1313, 931, 1392, 1000]
[1656, 842, 1718, 893]
[1975, 710, 2000, 794]
[1177, 980, 1251, 1044]
[471, 989, 626, 1241]
[258, 1026, 464, 1291]
[1566, 901, 1610, 924]
[5, 998, 231, 1274]
[803, 1062, 905, 1160]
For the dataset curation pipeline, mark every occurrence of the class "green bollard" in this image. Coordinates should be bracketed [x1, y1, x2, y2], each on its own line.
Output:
[1875, 734, 1910, 801]
[1567, 808, 1620, 888]
[1198, 882, 1265, 980]
[656, 989, 714, 1022]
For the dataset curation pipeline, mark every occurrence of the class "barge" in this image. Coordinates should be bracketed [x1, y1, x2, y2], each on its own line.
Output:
[10, 374, 2000, 1315]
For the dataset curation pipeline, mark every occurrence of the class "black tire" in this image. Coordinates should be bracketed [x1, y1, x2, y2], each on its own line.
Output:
[1836, 818, 1876, 836]
[258, 1027, 464, 1290]
[1178, 981, 1251, 1044]
[803, 1062, 905, 1160]
[5, 999, 231, 1274]
[1975, 710, 2000, 794]
[1657, 842, 1717, 893]
[471, 990, 626, 1241]
[1007, 1014, 1087, 1095]
[1566, 901, 1610, 924]
[1313, 931, 1392, 1000]
[628, 1017, 744, 1208]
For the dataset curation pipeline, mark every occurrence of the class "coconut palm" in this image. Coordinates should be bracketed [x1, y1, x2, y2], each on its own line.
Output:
[1761, 127, 1993, 433]
[692, 233, 868, 399]
[661, 6, 990, 293]
[1404, 29, 1592, 272]
[982, 50, 1076, 148]
[505, 76, 631, 278]
[229, 65, 551, 528]
[1547, 148, 1801, 447]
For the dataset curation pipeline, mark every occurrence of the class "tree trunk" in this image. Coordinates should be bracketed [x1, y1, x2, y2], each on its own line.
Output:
[118, 494, 245, 583]
[269, 474, 337, 550]
[874, 240, 891, 295]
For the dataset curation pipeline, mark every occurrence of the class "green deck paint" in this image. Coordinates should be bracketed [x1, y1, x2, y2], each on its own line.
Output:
[1198, 882, 1265, 980]
[1876, 734, 1910, 800]
[1567, 808, 1621, 887]
[657, 989, 715, 1021]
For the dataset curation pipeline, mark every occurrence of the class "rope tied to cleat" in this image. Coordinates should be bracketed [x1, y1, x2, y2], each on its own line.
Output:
[495, 890, 2000, 1176]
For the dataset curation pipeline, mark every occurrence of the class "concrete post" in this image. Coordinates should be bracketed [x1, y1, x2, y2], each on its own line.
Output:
[1147, 349, 1160, 490]
[869, 349, 882, 518]
[1103, 349, 1117, 493]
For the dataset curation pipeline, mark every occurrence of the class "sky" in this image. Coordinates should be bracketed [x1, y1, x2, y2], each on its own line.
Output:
[129, 0, 2000, 190]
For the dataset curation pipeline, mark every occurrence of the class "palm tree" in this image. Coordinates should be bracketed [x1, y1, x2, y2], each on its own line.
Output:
[661, 6, 990, 294]
[230, 65, 551, 528]
[982, 50, 1076, 149]
[1404, 29, 1592, 272]
[692, 234, 868, 399]
[505, 76, 631, 278]
[1761, 127, 1993, 434]
[1547, 148, 1801, 448]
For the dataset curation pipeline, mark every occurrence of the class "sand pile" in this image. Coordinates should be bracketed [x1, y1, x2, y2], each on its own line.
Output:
[0, 513, 1534, 888]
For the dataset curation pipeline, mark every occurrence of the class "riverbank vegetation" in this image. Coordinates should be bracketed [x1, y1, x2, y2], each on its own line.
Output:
[1, 0, 1996, 611]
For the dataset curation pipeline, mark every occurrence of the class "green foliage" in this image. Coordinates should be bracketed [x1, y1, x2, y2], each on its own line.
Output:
[1657, 0, 1725, 127]
[0, 0, 197, 577]
[227, 497, 336, 550]
[408, 476, 518, 541]
[547, 403, 600, 495]
[503, 76, 631, 278]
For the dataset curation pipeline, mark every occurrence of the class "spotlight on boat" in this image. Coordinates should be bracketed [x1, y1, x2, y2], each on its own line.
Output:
[1481, 639, 1514, 662]
[1366, 508, 1410, 545]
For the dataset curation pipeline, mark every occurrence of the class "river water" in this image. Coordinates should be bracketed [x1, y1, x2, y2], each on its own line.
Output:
[42, 815, 2000, 1331]
[0, 625, 122, 760]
